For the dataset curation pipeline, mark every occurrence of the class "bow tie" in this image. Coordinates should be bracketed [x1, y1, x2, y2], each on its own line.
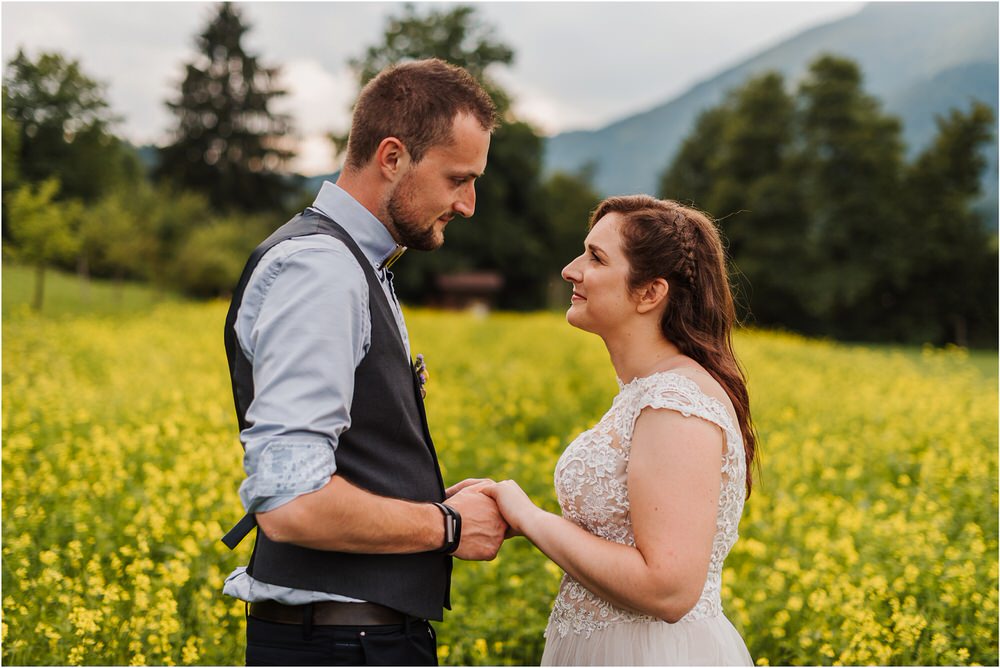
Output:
[380, 245, 407, 270]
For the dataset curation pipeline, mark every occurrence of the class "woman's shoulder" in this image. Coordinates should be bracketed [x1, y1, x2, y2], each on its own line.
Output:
[665, 365, 731, 406]
[636, 365, 737, 430]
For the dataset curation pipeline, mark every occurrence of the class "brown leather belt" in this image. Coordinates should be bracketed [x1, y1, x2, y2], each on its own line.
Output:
[249, 600, 406, 626]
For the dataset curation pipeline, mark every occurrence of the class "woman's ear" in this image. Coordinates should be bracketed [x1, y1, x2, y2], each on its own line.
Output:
[374, 136, 409, 182]
[636, 278, 669, 315]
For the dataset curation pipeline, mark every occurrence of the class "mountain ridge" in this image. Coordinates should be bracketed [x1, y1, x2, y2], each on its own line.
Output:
[544, 1, 998, 221]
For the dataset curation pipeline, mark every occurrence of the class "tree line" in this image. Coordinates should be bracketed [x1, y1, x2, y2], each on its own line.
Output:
[661, 57, 996, 347]
[3, 3, 995, 346]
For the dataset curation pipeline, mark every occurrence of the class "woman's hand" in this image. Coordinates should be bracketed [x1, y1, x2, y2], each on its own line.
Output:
[481, 480, 542, 538]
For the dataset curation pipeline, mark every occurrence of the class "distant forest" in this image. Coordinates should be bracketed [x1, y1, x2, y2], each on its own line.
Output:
[2, 3, 996, 347]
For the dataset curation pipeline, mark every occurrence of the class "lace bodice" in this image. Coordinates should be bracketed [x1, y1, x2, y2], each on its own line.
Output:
[546, 371, 747, 639]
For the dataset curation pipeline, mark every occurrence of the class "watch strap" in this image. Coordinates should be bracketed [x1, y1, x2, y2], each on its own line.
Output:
[432, 502, 462, 554]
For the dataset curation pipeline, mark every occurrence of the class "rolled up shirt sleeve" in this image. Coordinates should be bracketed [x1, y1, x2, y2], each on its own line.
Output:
[235, 237, 370, 514]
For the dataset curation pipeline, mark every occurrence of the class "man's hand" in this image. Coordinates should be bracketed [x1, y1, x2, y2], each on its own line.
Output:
[444, 481, 508, 560]
[445, 478, 494, 498]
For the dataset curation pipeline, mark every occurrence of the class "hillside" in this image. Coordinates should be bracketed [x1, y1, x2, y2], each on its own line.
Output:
[544, 2, 998, 222]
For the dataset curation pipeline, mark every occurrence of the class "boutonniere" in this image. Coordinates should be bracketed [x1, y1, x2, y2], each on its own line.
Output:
[414, 354, 429, 399]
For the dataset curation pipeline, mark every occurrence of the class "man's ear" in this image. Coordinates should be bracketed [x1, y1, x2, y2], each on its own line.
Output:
[374, 137, 409, 181]
[636, 278, 669, 315]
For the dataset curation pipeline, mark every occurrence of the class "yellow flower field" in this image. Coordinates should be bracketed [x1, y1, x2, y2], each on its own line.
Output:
[2, 299, 996, 665]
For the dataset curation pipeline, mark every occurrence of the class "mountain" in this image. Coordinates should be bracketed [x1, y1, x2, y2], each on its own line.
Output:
[544, 2, 998, 221]
[135, 144, 160, 173]
[301, 171, 339, 195]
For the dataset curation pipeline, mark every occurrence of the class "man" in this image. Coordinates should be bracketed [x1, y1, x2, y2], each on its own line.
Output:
[220, 59, 508, 666]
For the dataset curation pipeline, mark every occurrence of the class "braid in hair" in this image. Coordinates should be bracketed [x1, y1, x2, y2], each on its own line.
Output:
[674, 212, 698, 289]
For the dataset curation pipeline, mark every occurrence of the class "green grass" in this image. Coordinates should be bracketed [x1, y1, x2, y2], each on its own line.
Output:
[2, 263, 180, 319]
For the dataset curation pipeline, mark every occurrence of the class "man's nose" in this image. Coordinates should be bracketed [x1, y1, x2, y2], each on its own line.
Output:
[453, 183, 476, 218]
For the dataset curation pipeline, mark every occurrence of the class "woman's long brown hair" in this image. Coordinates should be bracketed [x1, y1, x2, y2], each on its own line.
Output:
[590, 195, 758, 495]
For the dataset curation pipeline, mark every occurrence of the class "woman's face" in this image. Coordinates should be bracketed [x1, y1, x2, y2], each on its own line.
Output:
[560, 212, 637, 336]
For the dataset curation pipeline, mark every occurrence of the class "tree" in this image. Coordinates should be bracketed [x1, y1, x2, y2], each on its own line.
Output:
[156, 2, 294, 213]
[332, 3, 515, 157]
[2, 49, 140, 204]
[541, 166, 603, 305]
[5, 179, 81, 310]
[438, 120, 550, 309]
[169, 216, 267, 298]
[75, 193, 157, 295]
[897, 102, 996, 345]
[2, 113, 20, 193]
[2, 113, 22, 242]
[355, 4, 513, 110]
[664, 73, 812, 329]
[660, 106, 729, 208]
[796, 55, 909, 337]
[658, 54, 996, 345]
[134, 184, 214, 294]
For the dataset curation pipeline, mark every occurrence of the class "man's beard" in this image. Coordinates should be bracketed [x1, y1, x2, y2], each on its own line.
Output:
[386, 176, 444, 251]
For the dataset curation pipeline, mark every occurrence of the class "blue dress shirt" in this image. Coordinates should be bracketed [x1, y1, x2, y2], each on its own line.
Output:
[224, 181, 410, 604]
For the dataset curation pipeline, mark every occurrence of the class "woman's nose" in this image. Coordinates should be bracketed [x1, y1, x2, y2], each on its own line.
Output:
[561, 256, 582, 283]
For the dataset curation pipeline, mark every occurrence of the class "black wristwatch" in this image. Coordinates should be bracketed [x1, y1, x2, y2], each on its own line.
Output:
[432, 502, 462, 554]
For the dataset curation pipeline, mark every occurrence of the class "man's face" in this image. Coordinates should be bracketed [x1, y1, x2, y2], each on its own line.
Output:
[386, 112, 491, 250]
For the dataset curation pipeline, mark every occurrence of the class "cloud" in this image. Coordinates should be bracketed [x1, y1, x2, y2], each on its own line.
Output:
[272, 58, 358, 174]
[493, 69, 597, 134]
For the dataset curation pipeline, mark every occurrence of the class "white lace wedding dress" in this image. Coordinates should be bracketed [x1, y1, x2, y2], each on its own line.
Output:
[541, 371, 753, 666]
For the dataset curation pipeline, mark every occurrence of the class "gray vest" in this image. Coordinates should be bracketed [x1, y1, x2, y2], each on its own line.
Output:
[222, 209, 451, 620]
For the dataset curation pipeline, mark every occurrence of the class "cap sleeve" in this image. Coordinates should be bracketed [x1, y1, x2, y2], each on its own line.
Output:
[615, 371, 741, 452]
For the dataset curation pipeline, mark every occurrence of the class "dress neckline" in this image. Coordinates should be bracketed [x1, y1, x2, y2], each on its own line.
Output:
[616, 368, 705, 390]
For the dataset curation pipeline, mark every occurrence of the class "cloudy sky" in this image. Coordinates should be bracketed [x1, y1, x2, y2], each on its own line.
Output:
[2, 1, 863, 175]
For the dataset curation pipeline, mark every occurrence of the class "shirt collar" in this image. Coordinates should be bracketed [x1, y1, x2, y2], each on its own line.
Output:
[310, 181, 406, 271]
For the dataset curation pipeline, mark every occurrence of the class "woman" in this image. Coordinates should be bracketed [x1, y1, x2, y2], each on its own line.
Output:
[483, 195, 756, 665]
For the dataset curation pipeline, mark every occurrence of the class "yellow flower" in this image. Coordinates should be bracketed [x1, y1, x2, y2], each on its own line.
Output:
[3, 300, 997, 666]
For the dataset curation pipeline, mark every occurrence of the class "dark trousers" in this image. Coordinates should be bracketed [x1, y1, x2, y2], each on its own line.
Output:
[246, 614, 438, 666]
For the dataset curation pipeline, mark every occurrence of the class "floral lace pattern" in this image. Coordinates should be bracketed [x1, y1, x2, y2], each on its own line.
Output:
[545, 371, 747, 639]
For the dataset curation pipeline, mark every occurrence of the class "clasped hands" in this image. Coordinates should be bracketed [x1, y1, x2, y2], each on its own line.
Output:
[443, 477, 541, 561]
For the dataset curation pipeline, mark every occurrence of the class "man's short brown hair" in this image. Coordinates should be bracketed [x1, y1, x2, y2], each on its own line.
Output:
[344, 58, 499, 170]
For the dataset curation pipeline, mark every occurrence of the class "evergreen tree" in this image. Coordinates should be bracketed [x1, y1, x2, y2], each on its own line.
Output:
[796, 55, 909, 337]
[156, 2, 294, 213]
[350, 4, 514, 117]
[898, 102, 996, 345]
[710, 74, 808, 328]
[660, 74, 810, 328]
[2, 49, 139, 204]
[659, 106, 729, 208]
[541, 165, 603, 306]
[658, 54, 996, 345]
